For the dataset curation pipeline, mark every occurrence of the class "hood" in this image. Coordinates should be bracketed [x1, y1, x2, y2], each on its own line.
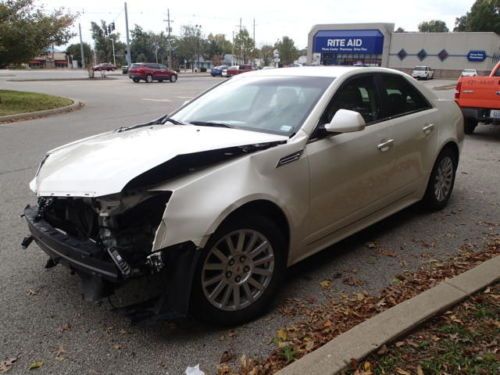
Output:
[33, 124, 287, 197]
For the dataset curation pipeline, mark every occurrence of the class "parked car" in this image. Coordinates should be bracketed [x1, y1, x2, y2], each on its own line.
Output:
[226, 64, 253, 77]
[411, 66, 434, 80]
[128, 63, 178, 83]
[211, 65, 228, 77]
[22, 67, 463, 325]
[122, 65, 129, 74]
[460, 68, 478, 77]
[93, 63, 116, 71]
[455, 61, 500, 134]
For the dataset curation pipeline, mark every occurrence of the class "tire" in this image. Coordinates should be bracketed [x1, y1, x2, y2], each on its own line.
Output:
[146, 74, 153, 83]
[421, 148, 457, 211]
[158, 79, 163, 83]
[190, 214, 286, 326]
[170, 74, 177, 83]
[464, 118, 478, 135]
[132, 78, 140, 83]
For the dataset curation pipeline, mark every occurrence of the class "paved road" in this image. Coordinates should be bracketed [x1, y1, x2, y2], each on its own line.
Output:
[0, 72, 499, 374]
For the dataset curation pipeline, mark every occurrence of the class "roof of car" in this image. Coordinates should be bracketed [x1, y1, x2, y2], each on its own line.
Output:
[238, 66, 405, 79]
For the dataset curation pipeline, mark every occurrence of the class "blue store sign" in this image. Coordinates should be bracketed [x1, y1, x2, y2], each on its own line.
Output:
[313, 30, 384, 54]
[467, 50, 487, 62]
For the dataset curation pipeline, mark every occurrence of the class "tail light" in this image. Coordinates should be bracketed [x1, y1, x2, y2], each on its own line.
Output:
[454, 81, 461, 101]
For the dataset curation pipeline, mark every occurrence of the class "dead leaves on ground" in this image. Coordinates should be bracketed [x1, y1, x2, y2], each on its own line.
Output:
[0, 357, 17, 373]
[216, 237, 499, 375]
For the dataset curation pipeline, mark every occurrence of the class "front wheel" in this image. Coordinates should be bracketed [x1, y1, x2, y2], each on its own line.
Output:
[191, 215, 286, 325]
[132, 78, 140, 83]
[170, 74, 177, 83]
[421, 148, 457, 210]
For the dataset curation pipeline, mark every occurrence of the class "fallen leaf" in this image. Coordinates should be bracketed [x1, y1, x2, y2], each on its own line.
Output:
[363, 361, 372, 371]
[0, 357, 17, 373]
[112, 344, 126, 350]
[56, 323, 71, 334]
[377, 344, 388, 355]
[395, 341, 405, 347]
[417, 365, 425, 375]
[26, 289, 38, 296]
[395, 368, 411, 375]
[220, 351, 234, 364]
[276, 329, 288, 342]
[366, 242, 377, 249]
[228, 330, 237, 338]
[28, 361, 43, 370]
[53, 345, 66, 361]
[305, 340, 315, 351]
[320, 280, 332, 289]
[356, 292, 365, 301]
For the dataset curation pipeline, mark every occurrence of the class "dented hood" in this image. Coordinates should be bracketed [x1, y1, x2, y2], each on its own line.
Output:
[33, 124, 287, 197]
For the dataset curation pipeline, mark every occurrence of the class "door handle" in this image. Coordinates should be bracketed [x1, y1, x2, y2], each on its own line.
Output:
[377, 138, 394, 152]
[423, 123, 435, 135]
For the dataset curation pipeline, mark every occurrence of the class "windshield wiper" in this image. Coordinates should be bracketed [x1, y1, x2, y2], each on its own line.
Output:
[189, 121, 233, 128]
[116, 115, 184, 132]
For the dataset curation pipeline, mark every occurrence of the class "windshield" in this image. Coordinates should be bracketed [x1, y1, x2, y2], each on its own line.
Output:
[414, 67, 426, 71]
[171, 76, 333, 136]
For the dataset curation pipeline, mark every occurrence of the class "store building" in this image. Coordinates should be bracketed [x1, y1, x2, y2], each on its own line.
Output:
[307, 23, 500, 78]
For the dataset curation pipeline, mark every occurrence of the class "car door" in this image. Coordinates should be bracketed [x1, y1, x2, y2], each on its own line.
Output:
[304, 74, 400, 246]
[375, 73, 439, 194]
[158, 64, 169, 79]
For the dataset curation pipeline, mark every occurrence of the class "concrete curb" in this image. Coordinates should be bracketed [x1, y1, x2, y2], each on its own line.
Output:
[276, 255, 500, 375]
[0, 99, 84, 124]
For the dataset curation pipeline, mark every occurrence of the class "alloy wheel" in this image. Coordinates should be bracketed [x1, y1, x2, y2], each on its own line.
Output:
[201, 229, 275, 311]
[434, 156, 454, 202]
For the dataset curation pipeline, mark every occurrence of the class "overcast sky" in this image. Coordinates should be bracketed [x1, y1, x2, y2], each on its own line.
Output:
[42, 0, 476, 49]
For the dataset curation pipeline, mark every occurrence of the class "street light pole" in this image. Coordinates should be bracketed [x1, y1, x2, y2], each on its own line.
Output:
[111, 38, 116, 65]
[124, 2, 132, 66]
[78, 23, 85, 69]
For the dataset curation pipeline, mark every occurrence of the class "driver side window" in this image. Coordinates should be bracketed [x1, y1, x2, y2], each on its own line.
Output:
[320, 75, 379, 125]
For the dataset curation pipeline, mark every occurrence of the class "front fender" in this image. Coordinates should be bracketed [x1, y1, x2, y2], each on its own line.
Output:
[151, 139, 310, 252]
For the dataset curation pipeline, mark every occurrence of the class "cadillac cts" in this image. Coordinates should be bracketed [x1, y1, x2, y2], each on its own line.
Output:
[22, 67, 464, 325]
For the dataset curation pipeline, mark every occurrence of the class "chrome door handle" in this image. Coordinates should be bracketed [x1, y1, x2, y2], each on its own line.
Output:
[377, 138, 394, 152]
[423, 123, 435, 135]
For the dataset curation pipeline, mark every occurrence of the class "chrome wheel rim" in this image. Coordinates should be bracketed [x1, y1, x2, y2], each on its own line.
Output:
[202, 229, 275, 311]
[434, 156, 454, 202]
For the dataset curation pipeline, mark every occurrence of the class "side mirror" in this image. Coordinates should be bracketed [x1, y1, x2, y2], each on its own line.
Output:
[324, 109, 366, 133]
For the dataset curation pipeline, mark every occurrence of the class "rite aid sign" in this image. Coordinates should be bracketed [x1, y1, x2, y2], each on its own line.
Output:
[313, 29, 384, 54]
[467, 50, 487, 62]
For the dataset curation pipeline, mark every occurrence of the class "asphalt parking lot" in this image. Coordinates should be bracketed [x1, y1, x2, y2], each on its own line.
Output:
[0, 71, 499, 374]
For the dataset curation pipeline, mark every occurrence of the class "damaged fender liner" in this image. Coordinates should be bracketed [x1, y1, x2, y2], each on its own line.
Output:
[123, 140, 286, 191]
[24, 205, 120, 281]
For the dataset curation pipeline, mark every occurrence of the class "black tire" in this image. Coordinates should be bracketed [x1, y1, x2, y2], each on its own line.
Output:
[132, 78, 140, 83]
[190, 214, 286, 326]
[170, 74, 177, 83]
[146, 74, 153, 83]
[464, 118, 478, 135]
[421, 148, 457, 211]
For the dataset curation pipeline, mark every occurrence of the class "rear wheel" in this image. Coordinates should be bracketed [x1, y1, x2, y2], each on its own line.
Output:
[132, 78, 140, 83]
[146, 74, 153, 83]
[464, 118, 478, 135]
[191, 214, 286, 326]
[170, 74, 177, 83]
[421, 148, 457, 210]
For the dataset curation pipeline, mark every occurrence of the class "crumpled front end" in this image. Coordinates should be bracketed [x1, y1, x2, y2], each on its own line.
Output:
[23, 192, 175, 297]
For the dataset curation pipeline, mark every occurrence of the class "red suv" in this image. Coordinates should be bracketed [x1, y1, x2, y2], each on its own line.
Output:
[128, 63, 178, 83]
[226, 64, 253, 77]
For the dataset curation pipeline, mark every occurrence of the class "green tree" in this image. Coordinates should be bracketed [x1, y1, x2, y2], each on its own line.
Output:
[274, 36, 299, 66]
[418, 20, 449, 32]
[259, 44, 274, 66]
[0, 0, 75, 66]
[176, 25, 204, 69]
[207, 33, 232, 64]
[66, 42, 92, 67]
[234, 29, 255, 64]
[395, 27, 406, 32]
[454, 0, 500, 33]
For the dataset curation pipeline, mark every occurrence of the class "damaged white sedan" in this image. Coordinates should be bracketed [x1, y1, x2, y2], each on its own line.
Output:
[22, 67, 464, 325]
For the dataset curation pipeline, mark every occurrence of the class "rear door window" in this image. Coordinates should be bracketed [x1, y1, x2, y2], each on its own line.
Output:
[377, 74, 432, 118]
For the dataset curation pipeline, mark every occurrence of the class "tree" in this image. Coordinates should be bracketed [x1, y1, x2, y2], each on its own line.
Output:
[66, 42, 92, 67]
[90, 20, 126, 65]
[259, 44, 274, 66]
[207, 33, 232, 64]
[0, 0, 75, 66]
[418, 20, 449, 32]
[176, 25, 204, 69]
[274, 36, 299, 66]
[395, 27, 406, 32]
[234, 29, 255, 64]
[454, 0, 500, 33]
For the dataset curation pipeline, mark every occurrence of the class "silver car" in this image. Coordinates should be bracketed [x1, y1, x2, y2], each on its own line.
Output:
[23, 67, 464, 325]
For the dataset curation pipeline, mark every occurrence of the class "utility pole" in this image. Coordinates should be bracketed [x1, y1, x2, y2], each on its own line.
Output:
[111, 38, 116, 65]
[163, 9, 174, 68]
[124, 2, 132, 66]
[253, 18, 255, 43]
[78, 23, 85, 69]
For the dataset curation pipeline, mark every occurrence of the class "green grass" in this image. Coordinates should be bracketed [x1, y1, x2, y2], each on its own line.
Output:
[0, 90, 73, 116]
